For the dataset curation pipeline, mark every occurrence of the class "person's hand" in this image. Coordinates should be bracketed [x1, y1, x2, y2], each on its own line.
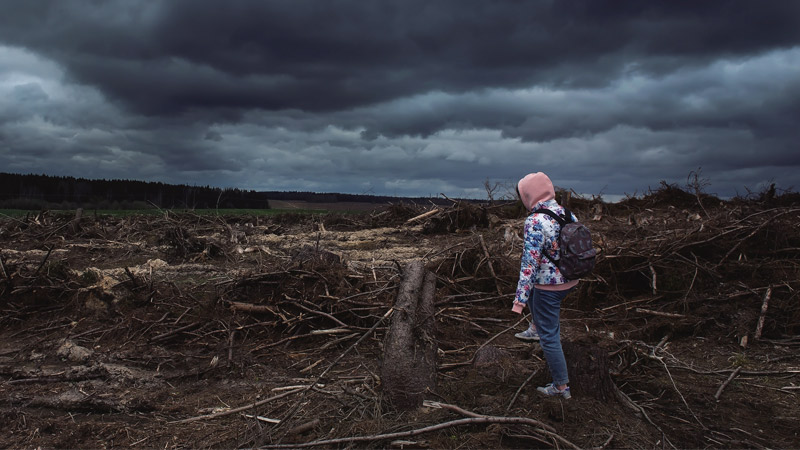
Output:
[511, 300, 525, 314]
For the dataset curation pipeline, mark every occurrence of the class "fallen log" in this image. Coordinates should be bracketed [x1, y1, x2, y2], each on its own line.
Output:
[381, 260, 438, 410]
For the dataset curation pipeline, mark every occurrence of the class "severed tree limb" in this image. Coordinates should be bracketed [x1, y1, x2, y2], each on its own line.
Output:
[682, 254, 700, 301]
[635, 308, 686, 319]
[317, 312, 391, 370]
[615, 387, 676, 449]
[656, 357, 706, 429]
[423, 401, 580, 449]
[422, 402, 582, 448]
[754, 287, 772, 340]
[599, 433, 615, 449]
[405, 208, 441, 225]
[170, 387, 305, 424]
[293, 299, 362, 330]
[475, 314, 527, 356]
[654, 334, 671, 354]
[672, 366, 800, 376]
[0, 252, 9, 282]
[286, 419, 321, 436]
[506, 369, 538, 413]
[714, 366, 742, 401]
[242, 414, 281, 424]
[227, 330, 236, 368]
[149, 321, 201, 342]
[649, 263, 657, 295]
[34, 245, 54, 275]
[229, 301, 278, 315]
[252, 328, 352, 351]
[123, 267, 139, 287]
[441, 314, 528, 369]
[599, 296, 663, 312]
[424, 400, 487, 418]
[479, 234, 503, 295]
[258, 416, 578, 449]
[425, 400, 554, 434]
[439, 192, 458, 204]
[504, 432, 553, 447]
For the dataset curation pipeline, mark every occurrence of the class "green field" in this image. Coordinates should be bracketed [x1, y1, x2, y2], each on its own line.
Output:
[0, 208, 334, 218]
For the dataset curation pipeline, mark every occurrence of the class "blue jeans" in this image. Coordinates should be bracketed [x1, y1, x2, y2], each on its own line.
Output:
[528, 287, 571, 386]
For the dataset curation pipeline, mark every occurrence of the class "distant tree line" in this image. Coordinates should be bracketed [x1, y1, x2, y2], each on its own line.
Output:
[0, 173, 270, 210]
[0, 172, 460, 210]
[260, 191, 457, 206]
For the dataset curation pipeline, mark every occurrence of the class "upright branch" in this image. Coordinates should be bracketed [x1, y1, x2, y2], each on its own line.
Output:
[687, 168, 711, 219]
[754, 287, 772, 340]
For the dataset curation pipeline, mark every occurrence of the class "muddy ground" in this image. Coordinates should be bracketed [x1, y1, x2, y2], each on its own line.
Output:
[1, 192, 799, 449]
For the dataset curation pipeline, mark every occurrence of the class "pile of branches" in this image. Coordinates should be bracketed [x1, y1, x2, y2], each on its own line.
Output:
[222, 248, 399, 337]
[0, 245, 77, 326]
[586, 200, 800, 341]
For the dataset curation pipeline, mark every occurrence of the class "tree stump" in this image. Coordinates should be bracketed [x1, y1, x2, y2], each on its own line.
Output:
[380, 260, 438, 410]
[69, 208, 83, 234]
[562, 341, 617, 402]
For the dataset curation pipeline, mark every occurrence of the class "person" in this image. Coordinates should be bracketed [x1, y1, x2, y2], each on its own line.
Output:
[511, 172, 578, 399]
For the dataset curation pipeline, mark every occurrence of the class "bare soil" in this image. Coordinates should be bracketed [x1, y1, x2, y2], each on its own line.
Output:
[1, 195, 799, 449]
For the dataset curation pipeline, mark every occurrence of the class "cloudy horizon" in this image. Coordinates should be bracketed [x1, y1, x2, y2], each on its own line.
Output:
[1, 0, 799, 200]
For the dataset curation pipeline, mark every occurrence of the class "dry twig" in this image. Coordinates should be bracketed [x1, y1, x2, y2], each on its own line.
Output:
[714, 366, 742, 401]
[171, 387, 305, 424]
[507, 369, 538, 413]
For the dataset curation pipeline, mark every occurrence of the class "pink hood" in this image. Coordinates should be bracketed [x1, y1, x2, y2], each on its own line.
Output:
[517, 172, 555, 211]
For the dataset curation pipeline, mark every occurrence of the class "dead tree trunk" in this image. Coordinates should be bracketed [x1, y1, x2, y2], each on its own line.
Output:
[381, 260, 438, 410]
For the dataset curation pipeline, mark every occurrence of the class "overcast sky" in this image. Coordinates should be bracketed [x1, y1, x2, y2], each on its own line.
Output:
[1, 0, 799, 200]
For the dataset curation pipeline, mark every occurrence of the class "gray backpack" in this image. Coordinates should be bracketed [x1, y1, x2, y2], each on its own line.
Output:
[533, 208, 596, 280]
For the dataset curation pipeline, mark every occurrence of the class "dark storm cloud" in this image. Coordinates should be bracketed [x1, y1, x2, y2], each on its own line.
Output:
[2, 0, 799, 116]
[1, 0, 799, 198]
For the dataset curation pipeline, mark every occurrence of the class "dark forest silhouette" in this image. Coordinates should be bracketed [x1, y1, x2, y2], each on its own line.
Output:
[0, 173, 453, 210]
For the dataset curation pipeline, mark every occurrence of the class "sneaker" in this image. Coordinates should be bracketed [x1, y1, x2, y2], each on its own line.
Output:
[514, 326, 540, 341]
[537, 383, 571, 399]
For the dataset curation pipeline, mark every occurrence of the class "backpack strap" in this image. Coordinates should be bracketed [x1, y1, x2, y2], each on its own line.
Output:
[532, 208, 574, 226]
[531, 207, 573, 266]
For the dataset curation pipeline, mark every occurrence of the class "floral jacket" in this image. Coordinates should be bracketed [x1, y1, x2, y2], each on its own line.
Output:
[514, 199, 577, 305]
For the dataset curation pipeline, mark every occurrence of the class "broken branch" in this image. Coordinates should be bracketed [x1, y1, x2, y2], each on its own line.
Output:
[754, 287, 772, 340]
[714, 366, 742, 401]
[634, 308, 686, 319]
[171, 387, 305, 424]
[258, 416, 578, 449]
[404, 208, 440, 225]
[479, 234, 503, 295]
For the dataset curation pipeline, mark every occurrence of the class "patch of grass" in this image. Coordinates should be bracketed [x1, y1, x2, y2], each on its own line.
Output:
[728, 352, 750, 367]
[78, 269, 101, 285]
[186, 208, 329, 216]
[0, 208, 334, 218]
[0, 209, 34, 218]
